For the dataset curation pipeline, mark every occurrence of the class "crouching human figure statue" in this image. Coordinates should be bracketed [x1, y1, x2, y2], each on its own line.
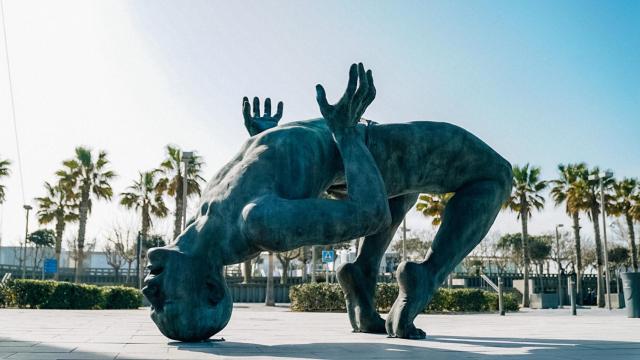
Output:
[142, 63, 512, 341]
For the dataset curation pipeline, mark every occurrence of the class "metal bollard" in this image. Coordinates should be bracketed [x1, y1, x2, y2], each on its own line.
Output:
[569, 276, 577, 316]
[498, 276, 505, 316]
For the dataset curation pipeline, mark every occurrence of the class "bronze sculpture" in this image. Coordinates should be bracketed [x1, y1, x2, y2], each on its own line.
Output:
[142, 63, 512, 341]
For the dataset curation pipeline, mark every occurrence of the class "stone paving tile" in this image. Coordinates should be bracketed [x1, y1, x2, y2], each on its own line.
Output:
[1, 305, 639, 359]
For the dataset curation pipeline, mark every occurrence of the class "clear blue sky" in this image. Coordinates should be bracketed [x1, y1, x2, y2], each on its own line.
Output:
[0, 0, 638, 247]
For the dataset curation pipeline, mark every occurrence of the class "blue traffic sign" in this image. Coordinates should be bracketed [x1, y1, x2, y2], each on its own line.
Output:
[43, 258, 58, 274]
[321, 250, 335, 263]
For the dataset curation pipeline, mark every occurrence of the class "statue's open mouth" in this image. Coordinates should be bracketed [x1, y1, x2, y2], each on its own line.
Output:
[142, 264, 165, 312]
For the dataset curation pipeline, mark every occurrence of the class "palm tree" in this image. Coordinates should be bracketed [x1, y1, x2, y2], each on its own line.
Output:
[58, 147, 116, 282]
[415, 193, 454, 226]
[121, 169, 168, 285]
[0, 157, 10, 204]
[583, 167, 615, 307]
[120, 170, 169, 240]
[610, 178, 638, 271]
[35, 180, 79, 280]
[550, 163, 589, 303]
[159, 145, 205, 240]
[503, 164, 547, 307]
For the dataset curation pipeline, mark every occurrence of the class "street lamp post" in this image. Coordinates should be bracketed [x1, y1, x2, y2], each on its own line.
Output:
[21, 205, 32, 279]
[555, 224, 564, 308]
[589, 171, 613, 310]
[181, 151, 194, 231]
[402, 218, 407, 262]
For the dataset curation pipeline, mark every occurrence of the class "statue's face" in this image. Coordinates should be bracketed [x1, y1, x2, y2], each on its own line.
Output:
[142, 247, 232, 342]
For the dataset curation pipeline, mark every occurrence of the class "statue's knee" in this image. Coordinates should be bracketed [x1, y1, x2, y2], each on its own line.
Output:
[361, 204, 392, 234]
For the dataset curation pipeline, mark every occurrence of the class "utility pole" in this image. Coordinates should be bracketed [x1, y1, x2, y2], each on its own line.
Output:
[588, 171, 613, 310]
[555, 224, 564, 308]
[21, 205, 32, 279]
[599, 173, 613, 310]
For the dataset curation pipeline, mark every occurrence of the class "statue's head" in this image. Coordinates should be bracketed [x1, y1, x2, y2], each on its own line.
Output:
[142, 246, 232, 342]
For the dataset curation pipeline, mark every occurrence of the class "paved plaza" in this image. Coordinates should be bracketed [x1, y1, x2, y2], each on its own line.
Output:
[1, 304, 639, 359]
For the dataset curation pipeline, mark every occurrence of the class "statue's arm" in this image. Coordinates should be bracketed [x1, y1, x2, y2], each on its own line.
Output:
[242, 64, 391, 250]
[242, 97, 283, 136]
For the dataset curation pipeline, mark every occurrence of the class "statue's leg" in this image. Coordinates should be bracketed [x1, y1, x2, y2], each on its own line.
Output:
[386, 177, 511, 339]
[337, 193, 418, 333]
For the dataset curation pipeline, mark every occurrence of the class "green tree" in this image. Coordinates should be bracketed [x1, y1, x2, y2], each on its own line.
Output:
[610, 178, 638, 271]
[159, 145, 205, 240]
[607, 246, 630, 270]
[35, 180, 79, 280]
[550, 163, 589, 301]
[583, 167, 615, 307]
[27, 229, 56, 271]
[391, 231, 433, 261]
[121, 170, 169, 283]
[529, 235, 552, 275]
[415, 193, 453, 226]
[503, 164, 547, 307]
[58, 147, 116, 282]
[120, 170, 169, 240]
[276, 248, 302, 284]
[0, 157, 10, 204]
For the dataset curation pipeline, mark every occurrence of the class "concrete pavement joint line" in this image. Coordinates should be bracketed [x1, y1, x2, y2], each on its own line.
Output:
[0, 306, 639, 359]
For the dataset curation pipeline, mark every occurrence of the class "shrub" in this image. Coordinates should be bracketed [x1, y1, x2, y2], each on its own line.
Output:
[290, 283, 520, 313]
[11, 279, 57, 308]
[5, 280, 141, 310]
[0, 280, 16, 307]
[289, 283, 345, 312]
[43, 282, 104, 309]
[375, 282, 398, 312]
[102, 286, 142, 309]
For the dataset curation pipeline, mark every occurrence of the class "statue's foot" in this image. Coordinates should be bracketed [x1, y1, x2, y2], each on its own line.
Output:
[337, 262, 386, 333]
[385, 262, 436, 339]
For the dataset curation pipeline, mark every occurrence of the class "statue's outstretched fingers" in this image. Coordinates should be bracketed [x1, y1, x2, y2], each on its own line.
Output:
[316, 84, 331, 118]
[365, 70, 376, 105]
[352, 63, 369, 111]
[242, 97, 252, 129]
[264, 98, 272, 117]
[340, 63, 358, 105]
[252, 97, 260, 118]
[274, 101, 284, 121]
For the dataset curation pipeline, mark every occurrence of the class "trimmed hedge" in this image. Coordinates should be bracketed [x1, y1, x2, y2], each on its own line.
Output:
[0, 279, 142, 310]
[102, 286, 143, 309]
[290, 283, 519, 313]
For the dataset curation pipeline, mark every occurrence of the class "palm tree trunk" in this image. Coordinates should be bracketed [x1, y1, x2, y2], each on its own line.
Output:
[75, 187, 90, 283]
[126, 261, 132, 283]
[140, 206, 151, 286]
[242, 260, 252, 283]
[571, 212, 583, 304]
[311, 246, 317, 283]
[591, 206, 605, 308]
[172, 179, 183, 240]
[265, 252, 275, 306]
[625, 213, 638, 272]
[281, 259, 290, 285]
[301, 246, 308, 282]
[54, 216, 65, 281]
[141, 205, 151, 239]
[521, 208, 531, 307]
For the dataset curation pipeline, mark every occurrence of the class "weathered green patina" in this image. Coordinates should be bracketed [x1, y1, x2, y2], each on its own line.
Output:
[142, 64, 512, 341]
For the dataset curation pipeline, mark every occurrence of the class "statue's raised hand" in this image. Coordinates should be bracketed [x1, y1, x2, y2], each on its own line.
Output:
[242, 97, 284, 136]
[316, 63, 376, 132]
